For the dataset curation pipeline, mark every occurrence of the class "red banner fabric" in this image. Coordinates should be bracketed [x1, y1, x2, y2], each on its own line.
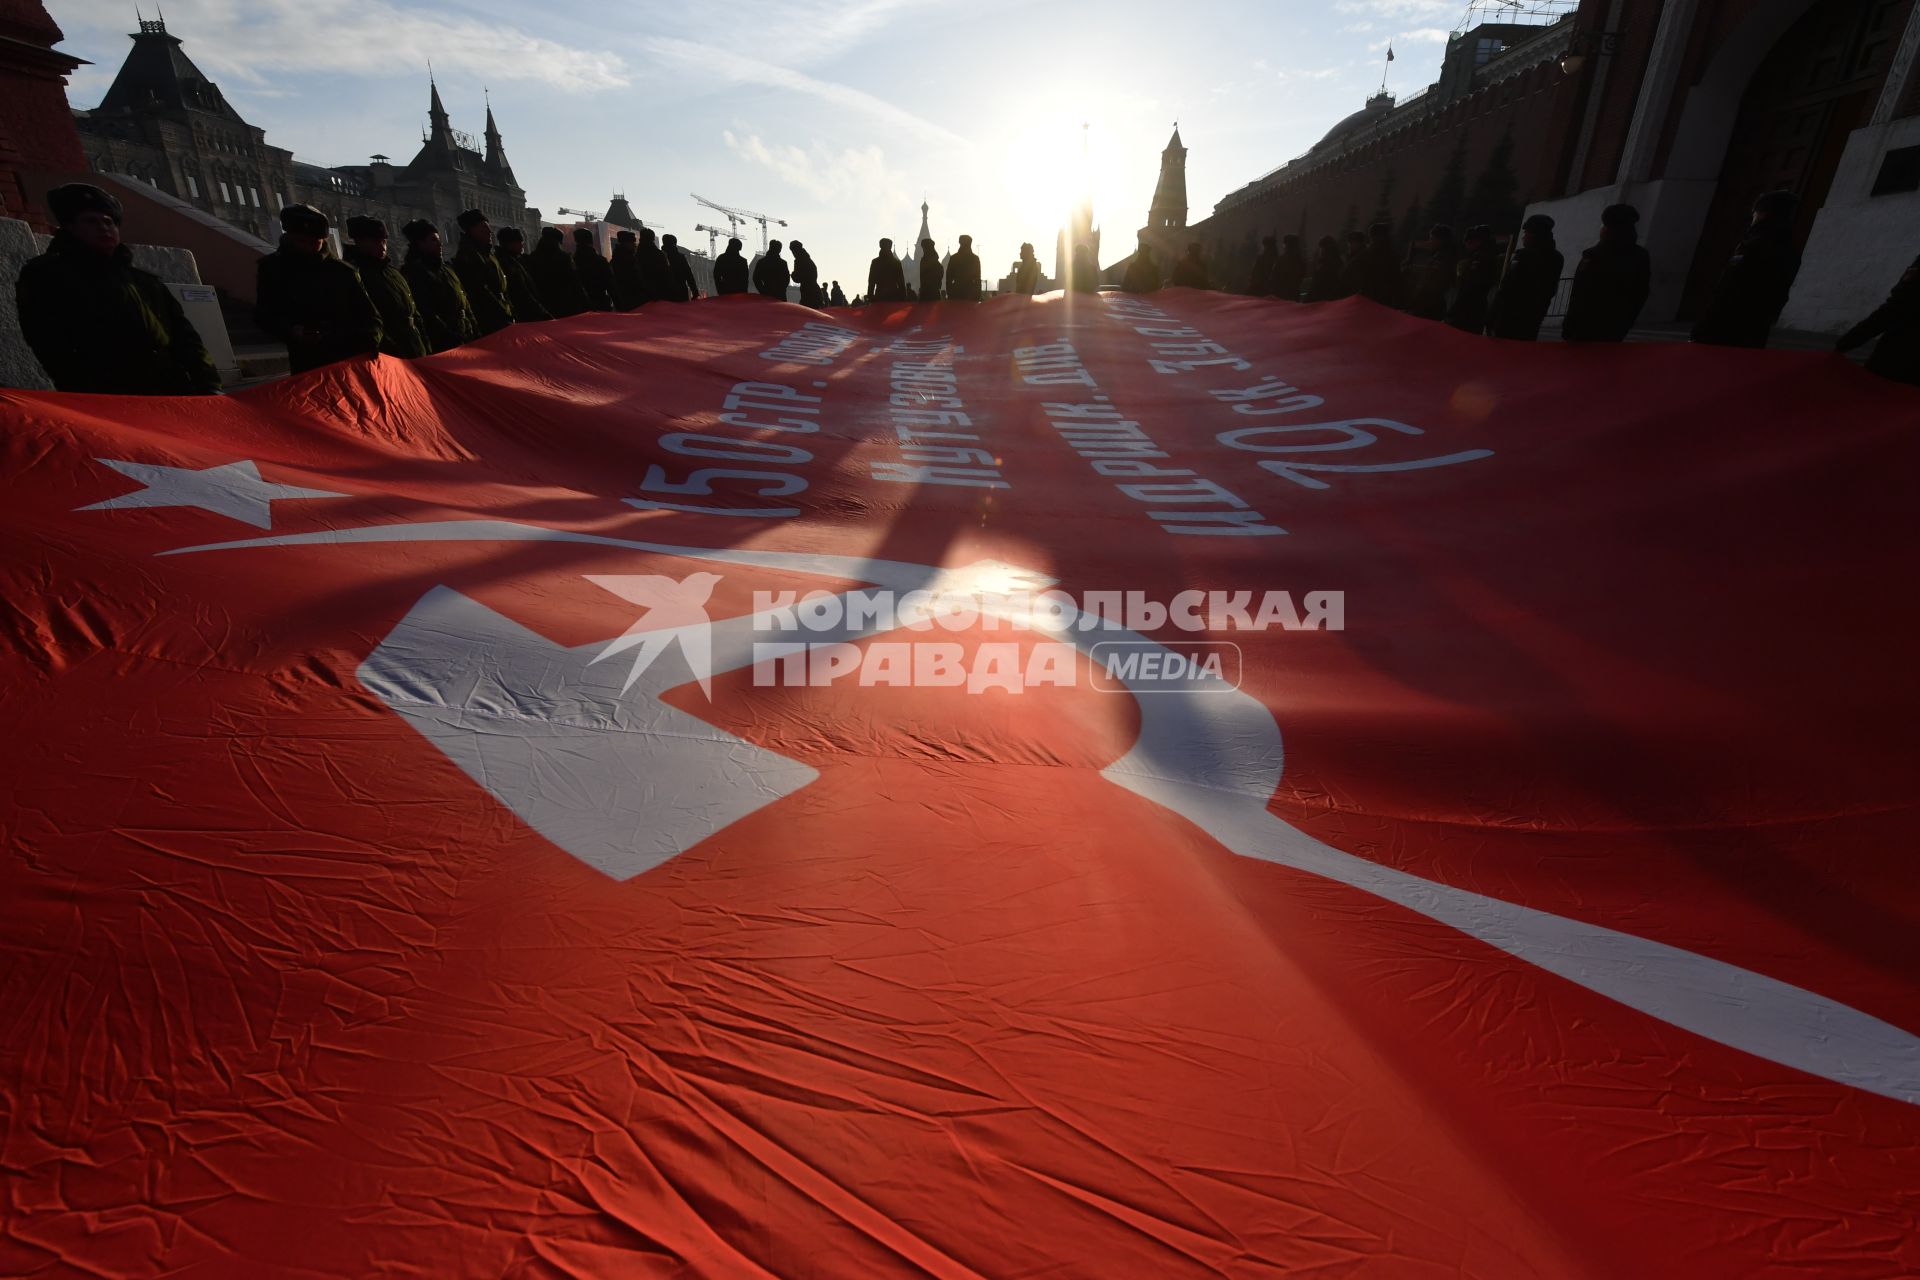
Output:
[3, 291, 1919, 1277]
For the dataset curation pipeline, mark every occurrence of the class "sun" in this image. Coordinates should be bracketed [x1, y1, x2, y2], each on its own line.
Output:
[1001, 116, 1095, 234]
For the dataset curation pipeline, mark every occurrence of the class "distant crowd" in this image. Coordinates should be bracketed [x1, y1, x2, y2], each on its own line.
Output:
[13, 182, 1920, 395]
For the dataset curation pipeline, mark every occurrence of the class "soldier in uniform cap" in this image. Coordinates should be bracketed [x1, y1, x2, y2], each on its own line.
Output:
[1351, 223, 1404, 307]
[713, 237, 750, 296]
[829, 281, 849, 306]
[494, 228, 553, 323]
[527, 226, 589, 318]
[342, 215, 427, 359]
[1274, 234, 1307, 301]
[1245, 235, 1280, 297]
[609, 230, 642, 311]
[1122, 238, 1161, 293]
[790, 240, 822, 307]
[16, 182, 220, 394]
[754, 239, 791, 299]
[255, 203, 383, 374]
[867, 238, 907, 302]
[1446, 225, 1498, 334]
[452, 209, 513, 334]
[1836, 253, 1920, 385]
[1171, 241, 1210, 290]
[1303, 235, 1346, 302]
[1405, 225, 1456, 320]
[1690, 189, 1802, 348]
[661, 234, 700, 303]
[1012, 242, 1042, 296]
[400, 219, 478, 353]
[918, 238, 943, 300]
[634, 227, 671, 305]
[1487, 214, 1563, 341]
[1562, 203, 1651, 342]
[573, 228, 616, 310]
[947, 235, 982, 302]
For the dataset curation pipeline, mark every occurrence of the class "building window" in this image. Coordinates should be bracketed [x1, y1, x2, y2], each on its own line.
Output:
[187, 174, 199, 198]
[218, 180, 230, 203]
[251, 187, 261, 207]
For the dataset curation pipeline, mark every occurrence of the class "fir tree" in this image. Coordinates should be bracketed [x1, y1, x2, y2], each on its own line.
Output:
[1425, 134, 1471, 232]
[1371, 172, 1397, 228]
[1463, 129, 1523, 231]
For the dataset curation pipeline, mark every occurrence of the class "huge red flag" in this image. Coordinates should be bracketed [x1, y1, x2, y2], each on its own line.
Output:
[3, 292, 1918, 1277]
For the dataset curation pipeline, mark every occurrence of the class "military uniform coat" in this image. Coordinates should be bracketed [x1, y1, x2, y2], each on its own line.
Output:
[256, 242, 383, 374]
[452, 240, 514, 335]
[1562, 239, 1651, 342]
[402, 250, 479, 354]
[1486, 243, 1564, 341]
[527, 241, 589, 317]
[575, 247, 616, 311]
[500, 252, 553, 323]
[343, 246, 428, 359]
[16, 233, 220, 395]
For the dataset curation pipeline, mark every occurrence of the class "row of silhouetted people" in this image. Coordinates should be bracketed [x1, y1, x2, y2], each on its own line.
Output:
[14, 182, 1920, 392]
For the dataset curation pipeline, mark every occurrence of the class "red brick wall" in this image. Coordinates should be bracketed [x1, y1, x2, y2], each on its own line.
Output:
[1184, 54, 1579, 283]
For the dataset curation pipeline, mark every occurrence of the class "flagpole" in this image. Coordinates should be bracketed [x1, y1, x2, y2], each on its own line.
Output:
[1380, 42, 1394, 92]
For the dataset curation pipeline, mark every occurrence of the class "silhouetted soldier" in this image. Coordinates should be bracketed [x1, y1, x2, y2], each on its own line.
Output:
[1337, 229, 1369, 297]
[791, 239, 822, 306]
[1275, 234, 1307, 301]
[1013, 243, 1042, 295]
[1303, 235, 1346, 302]
[609, 230, 642, 311]
[1405, 224, 1456, 320]
[343, 216, 427, 358]
[401, 219, 478, 353]
[1562, 204, 1651, 343]
[452, 209, 513, 334]
[1352, 224, 1403, 305]
[947, 234, 983, 301]
[16, 182, 219, 395]
[918, 238, 944, 300]
[257, 203, 382, 374]
[1836, 253, 1920, 385]
[1487, 214, 1563, 341]
[1691, 189, 1802, 348]
[1070, 242, 1099, 293]
[1122, 239, 1161, 293]
[713, 237, 750, 296]
[754, 239, 791, 299]
[635, 227, 670, 304]
[868, 238, 907, 302]
[495, 228, 552, 323]
[527, 226, 589, 318]
[661, 233, 700, 302]
[574, 228, 615, 310]
[1447, 225, 1498, 334]
[829, 281, 849, 306]
[1246, 235, 1279, 296]
[1172, 241, 1210, 289]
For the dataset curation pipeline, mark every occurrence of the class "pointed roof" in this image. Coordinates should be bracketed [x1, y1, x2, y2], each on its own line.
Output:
[603, 194, 642, 230]
[482, 100, 514, 181]
[914, 200, 932, 248]
[95, 17, 245, 123]
[1149, 124, 1188, 228]
[427, 76, 452, 144]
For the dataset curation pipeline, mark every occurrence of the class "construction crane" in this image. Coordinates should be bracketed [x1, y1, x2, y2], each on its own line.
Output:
[694, 223, 732, 256]
[692, 194, 787, 250]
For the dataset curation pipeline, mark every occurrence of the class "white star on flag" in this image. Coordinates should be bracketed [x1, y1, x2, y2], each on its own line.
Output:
[77, 459, 347, 530]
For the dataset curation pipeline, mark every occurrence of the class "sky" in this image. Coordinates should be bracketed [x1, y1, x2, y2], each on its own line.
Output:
[48, 0, 1474, 284]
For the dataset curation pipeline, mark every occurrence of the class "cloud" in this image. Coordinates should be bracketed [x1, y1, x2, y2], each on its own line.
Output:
[722, 131, 910, 213]
[55, 0, 627, 92]
[1335, 0, 1460, 17]
[648, 38, 964, 147]
[1369, 27, 1453, 51]
[671, 0, 949, 65]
